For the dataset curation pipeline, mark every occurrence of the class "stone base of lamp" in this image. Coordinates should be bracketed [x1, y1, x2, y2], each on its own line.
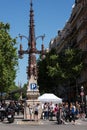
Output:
[23, 75, 42, 120]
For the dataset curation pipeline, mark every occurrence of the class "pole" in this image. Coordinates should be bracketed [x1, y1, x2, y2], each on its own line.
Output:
[23, 99, 27, 120]
[81, 86, 84, 113]
[85, 95, 87, 118]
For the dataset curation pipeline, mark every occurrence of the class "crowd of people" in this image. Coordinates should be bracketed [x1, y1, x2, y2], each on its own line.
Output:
[0, 100, 24, 115]
[0, 100, 41, 121]
[0, 100, 87, 124]
[41, 101, 86, 124]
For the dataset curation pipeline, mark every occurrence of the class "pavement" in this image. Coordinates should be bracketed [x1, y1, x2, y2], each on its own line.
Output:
[0, 114, 87, 126]
[14, 114, 87, 126]
[75, 118, 87, 125]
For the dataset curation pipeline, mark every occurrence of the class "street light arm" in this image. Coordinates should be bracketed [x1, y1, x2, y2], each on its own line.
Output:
[19, 33, 29, 41]
[36, 34, 45, 41]
[19, 33, 45, 44]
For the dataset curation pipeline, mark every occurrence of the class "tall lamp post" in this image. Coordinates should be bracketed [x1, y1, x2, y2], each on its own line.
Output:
[18, 0, 46, 120]
[19, 32, 45, 120]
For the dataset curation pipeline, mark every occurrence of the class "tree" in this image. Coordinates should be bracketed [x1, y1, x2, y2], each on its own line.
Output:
[47, 48, 83, 101]
[37, 49, 59, 94]
[47, 48, 83, 82]
[0, 22, 18, 97]
[37, 48, 84, 100]
[58, 49, 83, 81]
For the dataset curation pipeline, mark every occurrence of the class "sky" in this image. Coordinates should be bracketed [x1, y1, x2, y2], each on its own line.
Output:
[0, 0, 75, 87]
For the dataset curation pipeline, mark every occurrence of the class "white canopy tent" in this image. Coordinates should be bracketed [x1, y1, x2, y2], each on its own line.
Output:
[38, 93, 62, 104]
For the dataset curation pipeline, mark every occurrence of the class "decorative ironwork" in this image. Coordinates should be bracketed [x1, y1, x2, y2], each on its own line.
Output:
[18, 0, 45, 80]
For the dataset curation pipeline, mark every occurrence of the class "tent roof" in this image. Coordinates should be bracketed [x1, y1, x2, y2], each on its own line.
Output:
[38, 93, 62, 103]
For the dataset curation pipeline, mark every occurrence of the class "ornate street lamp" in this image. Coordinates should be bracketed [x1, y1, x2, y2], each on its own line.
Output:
[18, 0, 46, 120]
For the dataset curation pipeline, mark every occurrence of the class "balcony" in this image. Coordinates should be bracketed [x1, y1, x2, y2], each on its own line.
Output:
[77, 17, 87, 29]
[77, 30, 87, 43]
[70, 3, 83, 24]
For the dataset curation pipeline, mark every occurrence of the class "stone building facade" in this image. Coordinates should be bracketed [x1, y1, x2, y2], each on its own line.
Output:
[49, 0, 87, 98]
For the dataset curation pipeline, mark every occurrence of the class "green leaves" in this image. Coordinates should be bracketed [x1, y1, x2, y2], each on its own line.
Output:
[0, 22, 18, 94]
[37, 48, 84, 95]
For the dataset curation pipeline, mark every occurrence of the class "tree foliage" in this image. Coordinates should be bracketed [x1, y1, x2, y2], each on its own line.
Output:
[0, 22, 18, 95]
[37, 49, 57, 94]
[37, 48, 83, 95]
[58, 48, 83, 82]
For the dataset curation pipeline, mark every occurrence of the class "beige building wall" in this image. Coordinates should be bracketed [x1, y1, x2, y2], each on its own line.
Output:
[49, 0, 87, 94]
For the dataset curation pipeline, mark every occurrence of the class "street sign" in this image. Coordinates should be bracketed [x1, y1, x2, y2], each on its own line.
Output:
[30, 83, 37, 90]
[80, 92, 84, 96]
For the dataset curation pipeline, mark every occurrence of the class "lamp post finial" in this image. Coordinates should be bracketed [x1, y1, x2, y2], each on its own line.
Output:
[30, 0, 33, 8]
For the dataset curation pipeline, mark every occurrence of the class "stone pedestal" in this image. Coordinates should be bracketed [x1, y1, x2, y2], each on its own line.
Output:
[23, 75, 42, 120]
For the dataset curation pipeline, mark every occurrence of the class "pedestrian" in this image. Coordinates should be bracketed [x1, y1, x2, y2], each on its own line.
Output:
[34, 103, 39, 121]
[54, 104, 59, 117]
[43, 102, 49, 120]
[28, 104, 33, 120]
[49, 102, 54, 120]
[64, 103, 70, 122]
[70, 103, 76, 124]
